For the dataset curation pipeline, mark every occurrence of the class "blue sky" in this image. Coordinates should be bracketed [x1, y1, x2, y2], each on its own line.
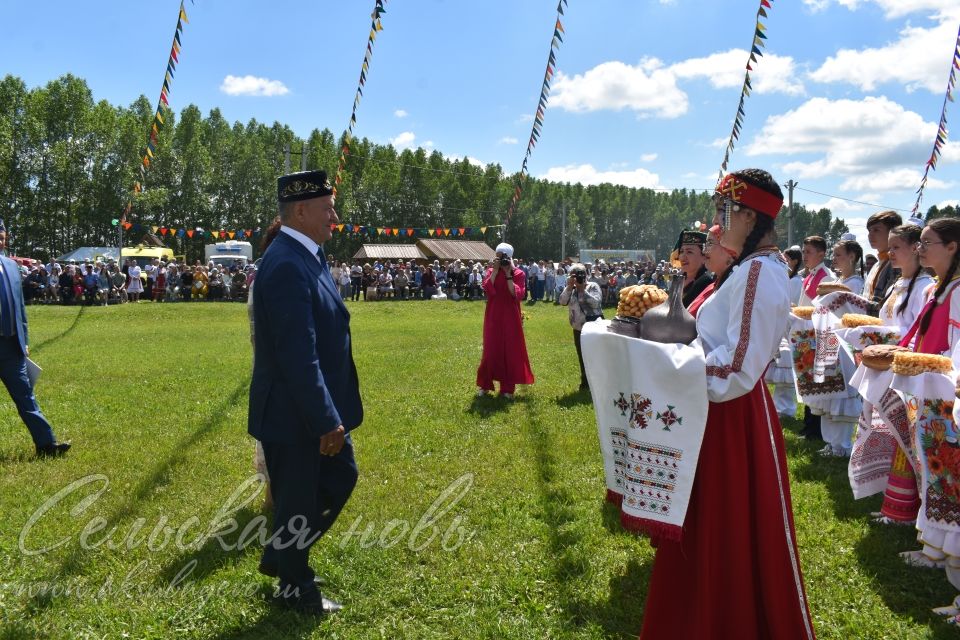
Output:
[4, 0, 959, 244]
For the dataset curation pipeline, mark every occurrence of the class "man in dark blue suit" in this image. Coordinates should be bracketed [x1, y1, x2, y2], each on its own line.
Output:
[248, 171, 362, 615]
[0, 221, 69, 458]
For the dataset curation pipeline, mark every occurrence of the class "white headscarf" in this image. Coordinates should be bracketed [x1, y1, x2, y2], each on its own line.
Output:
[495, 242, 514, 258]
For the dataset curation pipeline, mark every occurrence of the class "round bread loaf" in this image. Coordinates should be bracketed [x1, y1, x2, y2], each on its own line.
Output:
[861, 344, 906, 371]
[792, 306, 815, 320]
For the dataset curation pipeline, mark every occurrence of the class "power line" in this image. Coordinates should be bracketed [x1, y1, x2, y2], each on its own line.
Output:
[792, 186, 913, 214]
[348, 153, 716, 193]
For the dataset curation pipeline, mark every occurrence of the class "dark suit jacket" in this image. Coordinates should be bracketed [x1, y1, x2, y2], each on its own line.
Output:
[0, 256, 29, 355]
[248, 232, 362, 444]
[867, 259, 900, 316]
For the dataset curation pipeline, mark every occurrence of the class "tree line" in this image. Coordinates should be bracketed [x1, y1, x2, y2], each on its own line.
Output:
[0, 74, 857, 263]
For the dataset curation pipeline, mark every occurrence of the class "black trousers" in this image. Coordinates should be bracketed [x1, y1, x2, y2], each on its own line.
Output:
[261, 434, 358, 596]
[573, 329, 588, 388]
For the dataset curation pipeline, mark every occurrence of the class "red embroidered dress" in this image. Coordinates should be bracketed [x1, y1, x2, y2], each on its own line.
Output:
[475, 267, 534, 392]
[640, 249, 817, 640]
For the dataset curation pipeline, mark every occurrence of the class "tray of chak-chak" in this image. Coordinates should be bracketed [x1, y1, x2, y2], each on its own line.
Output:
[891, 351, 953, 377]
[607, 285, 667, 339]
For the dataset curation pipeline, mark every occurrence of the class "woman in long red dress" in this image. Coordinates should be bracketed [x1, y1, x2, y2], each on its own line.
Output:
[640, 169, 816, 639]
[475, 243, 534, 398]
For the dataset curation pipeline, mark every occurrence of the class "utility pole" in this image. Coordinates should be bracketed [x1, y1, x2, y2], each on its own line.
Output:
[301, 143, 309, 171]
[284, 143, 309, 173]
[561, 201, 566, 260]
[786, 179, 797, 247]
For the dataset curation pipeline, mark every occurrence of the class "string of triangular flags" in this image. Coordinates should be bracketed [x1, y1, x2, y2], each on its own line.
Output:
[717, 0, 775, 182]
[328, 223, 502, 237]
[120, 223, 260, 240]
[505, 0, 569, 225]
[913, 22, 960, 216]
[333, 0, 387, 197]
[123, 0, 191, 222]
[114, 221, 502, 240]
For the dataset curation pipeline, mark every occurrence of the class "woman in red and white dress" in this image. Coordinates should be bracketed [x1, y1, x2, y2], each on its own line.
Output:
[872, 223, 934, 526]
[640, 169, 816, 640]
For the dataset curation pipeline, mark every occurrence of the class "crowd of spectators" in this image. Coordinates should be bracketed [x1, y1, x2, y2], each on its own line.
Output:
[19, 257, 253, 305]
[18, 253, 674, 308]
[336, 256, 675, 306]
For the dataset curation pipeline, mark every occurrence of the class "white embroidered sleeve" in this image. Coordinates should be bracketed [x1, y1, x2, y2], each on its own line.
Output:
[947, 284, 960, 371]
[705, 261, 789, 403]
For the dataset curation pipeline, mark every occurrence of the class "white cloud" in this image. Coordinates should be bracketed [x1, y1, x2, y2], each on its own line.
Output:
[745, 96, 960, 180]
[423, 140, 434, 149]
[394, 109, 408, 118]
[448, 154, 484, 167]
[640, 153, 658, 162]
[389, 131, 416, 149]
[551, 50, 805, 119]
[498, 136, 519, 145]
[671, 50, 805, 96]
[219, 75, 289, 97]
[540, 164, 664, 190]
[802, 0, 958, 19]
[805, 197, 867, 214]
[552, 59, 689, 118]
[839, 169, 951, 192]
[809, 18, 959, 92]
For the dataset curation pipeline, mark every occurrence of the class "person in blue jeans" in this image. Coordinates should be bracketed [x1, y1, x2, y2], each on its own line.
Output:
[0, 220, 70, 457]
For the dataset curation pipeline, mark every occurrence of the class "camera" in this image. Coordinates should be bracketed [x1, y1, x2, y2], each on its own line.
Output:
[574, 272, 586, 283]
[499, 256, 511, 266]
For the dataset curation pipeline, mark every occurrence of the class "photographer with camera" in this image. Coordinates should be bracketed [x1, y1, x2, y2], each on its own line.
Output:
[475, 243, 534, 399]
[558, 262, 603, 391]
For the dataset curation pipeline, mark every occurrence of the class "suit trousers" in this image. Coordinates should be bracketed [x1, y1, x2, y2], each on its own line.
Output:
[261, 434, 358, 596]
[0, 336, 55, 447]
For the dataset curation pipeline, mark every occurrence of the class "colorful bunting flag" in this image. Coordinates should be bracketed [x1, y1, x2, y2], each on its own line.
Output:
[505, 0, 571, 228]
[123, 0, 189, 230]
[334, 1, 389, 197]
[717, 0, 776, 181]
[913, 23, 960, 216]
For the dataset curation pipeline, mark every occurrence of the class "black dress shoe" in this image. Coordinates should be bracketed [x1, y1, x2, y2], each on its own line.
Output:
[36, 441, 71, 458]
[257, 560, 278, 578]
[273, 589, 342, 616]
[257, 561, 325, 586]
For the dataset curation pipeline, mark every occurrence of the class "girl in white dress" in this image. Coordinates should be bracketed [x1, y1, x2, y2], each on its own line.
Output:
[872, 224, 934, 527]
[832, 236, 865, 295]
[126, 262, 144, 302]
[879, 224, 933, 330]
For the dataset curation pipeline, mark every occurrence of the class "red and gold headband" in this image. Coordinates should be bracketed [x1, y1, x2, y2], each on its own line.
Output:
[715, 174, 784, 218]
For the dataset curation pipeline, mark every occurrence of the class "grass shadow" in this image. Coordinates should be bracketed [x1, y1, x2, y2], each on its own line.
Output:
[465, 393, 527, 418]
[31, 305, 86, 352]
[556, 388, 592, 408]
[519, 399, 596, 627]
[201, 587, 329, 640]
[521, 398, 648, 634]
[853, 520, 959, 638]
[156, 505, 267, 587]
[790, 439, 867, 522]
[28, 378, 251, 610]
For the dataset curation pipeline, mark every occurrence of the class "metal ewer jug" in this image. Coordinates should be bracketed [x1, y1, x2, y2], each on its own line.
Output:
[640, 269, 697, 345]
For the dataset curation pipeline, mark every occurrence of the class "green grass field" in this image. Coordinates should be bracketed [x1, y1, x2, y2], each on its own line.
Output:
[0, 299, 955, 639]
